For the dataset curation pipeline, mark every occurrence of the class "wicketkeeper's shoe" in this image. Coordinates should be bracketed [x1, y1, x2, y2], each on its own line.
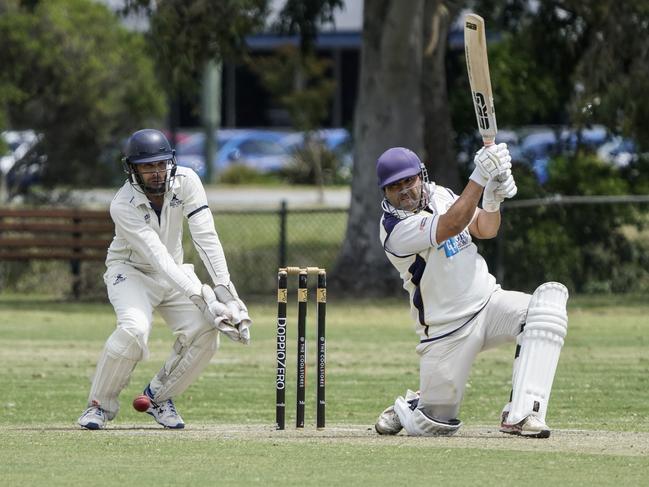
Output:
[78, 406, 107, 430]
[500, 411, 551, 439]
[144, 385, 185, 429]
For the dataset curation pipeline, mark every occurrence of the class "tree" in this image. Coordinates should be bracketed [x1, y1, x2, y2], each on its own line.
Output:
[123, 0, 267, 94]
[422, 0, 462, 191]
[123, 0, 268, 154]
[332, 0, 427, 295]
[0, 0, 166, 190]
[471, 0, 649, 149]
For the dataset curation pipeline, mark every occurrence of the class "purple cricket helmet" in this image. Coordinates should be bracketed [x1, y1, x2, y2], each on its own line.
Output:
[376, 147, 423, 188]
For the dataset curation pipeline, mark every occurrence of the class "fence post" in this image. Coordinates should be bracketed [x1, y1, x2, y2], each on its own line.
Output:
[71, 215, 82, 299]
[278, 199, 287, 268]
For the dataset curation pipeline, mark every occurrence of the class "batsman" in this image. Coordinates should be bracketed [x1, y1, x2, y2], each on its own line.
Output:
[78, 129, 252, 430]
[374, 145, 568, 438]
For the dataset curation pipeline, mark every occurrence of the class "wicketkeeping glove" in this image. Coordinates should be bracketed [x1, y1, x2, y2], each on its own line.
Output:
[190, 284, 241, 342]
[470, 143, 512, 187]
[213, 284, 253, 345]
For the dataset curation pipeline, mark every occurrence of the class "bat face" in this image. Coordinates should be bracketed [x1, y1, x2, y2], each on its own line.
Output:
[464, 13, 498, 146]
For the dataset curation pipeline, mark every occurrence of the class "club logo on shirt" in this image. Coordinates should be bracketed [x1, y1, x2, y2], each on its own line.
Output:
[439, 229, 471, 258]
[112, 274, 126, 286]
[170, 194, 182, 208]
[144, 213, 151, 224]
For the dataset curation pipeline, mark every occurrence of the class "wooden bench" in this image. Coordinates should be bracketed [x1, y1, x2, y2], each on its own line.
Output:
[0, 208, 114, 298]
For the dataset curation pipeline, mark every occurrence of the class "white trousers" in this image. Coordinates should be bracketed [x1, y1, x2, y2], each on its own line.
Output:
[104, 263, 209, 350]
[415, 287, 531, 421]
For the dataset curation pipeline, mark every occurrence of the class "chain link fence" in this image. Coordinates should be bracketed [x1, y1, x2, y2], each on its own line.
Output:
[185, 201, 348, 297]
[479, 195, 649, 294]
[2, 196, 649, 299]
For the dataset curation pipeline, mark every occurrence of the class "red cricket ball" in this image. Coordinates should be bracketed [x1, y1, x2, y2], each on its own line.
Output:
[132, 394, 151, 412]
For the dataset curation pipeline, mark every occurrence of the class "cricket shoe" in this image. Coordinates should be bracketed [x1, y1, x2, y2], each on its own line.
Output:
[500, 411, 550, 439]
[144, 385, 185, 429]
[78, 406, 107, 430]
[374, 389, 420, 435]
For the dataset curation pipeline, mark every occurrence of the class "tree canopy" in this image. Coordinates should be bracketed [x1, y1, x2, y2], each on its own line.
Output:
[460, 0, 649, 149]
[0, 0, 166, 188]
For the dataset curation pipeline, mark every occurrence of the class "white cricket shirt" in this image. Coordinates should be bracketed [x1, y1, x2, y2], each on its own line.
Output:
[106, 166, 230, 299]
[379, 183, 496, 338]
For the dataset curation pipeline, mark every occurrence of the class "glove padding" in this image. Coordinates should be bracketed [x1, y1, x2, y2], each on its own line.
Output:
[470, 143, 512, 187]
[482, 169, 518, 212]
[190, 284, 242, 342]
[213, 284, 252, 345]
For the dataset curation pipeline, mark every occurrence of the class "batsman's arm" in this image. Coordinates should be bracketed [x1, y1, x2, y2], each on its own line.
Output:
[435, 181, 483, 243]
[469, 208, 500, 239]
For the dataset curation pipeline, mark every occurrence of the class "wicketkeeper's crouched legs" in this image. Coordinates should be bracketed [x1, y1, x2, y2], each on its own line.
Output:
[503, 282, 569, 432]
[147, 326, 219, 402]
[86, 327, 146, 420]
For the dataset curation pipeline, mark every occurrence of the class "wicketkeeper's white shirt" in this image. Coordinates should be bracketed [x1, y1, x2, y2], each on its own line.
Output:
[379, 183, 496, 339]
[106, 166, 230, 299]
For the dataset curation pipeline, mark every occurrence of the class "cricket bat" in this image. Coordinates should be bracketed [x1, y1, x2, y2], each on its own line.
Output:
[464, 13, 497, 147]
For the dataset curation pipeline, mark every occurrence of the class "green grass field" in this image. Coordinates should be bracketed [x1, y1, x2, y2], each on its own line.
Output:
[1, 293, 648, 485]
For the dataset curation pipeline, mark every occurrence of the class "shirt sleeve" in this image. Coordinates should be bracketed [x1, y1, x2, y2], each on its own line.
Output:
[383, 212, 440, 257]
[110, 201, 201, 298]
[182, 170, 231, 286]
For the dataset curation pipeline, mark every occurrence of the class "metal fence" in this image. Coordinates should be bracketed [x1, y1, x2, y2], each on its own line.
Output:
[486, 195, 649, 293]
[185, 201, 348, 296]
[186, 195, 649, 297]
[2, 196, 648, 298]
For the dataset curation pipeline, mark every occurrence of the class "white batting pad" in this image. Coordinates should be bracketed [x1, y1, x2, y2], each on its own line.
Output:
[507, 282, 568, 425]
[149, 328, 219, 401]
[393, 396, 462, 437]
[87, 327, 144, 419]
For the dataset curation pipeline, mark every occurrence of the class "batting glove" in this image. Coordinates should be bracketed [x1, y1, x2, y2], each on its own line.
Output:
[470, 143, 512, 187]
[482, 170, 517, 212]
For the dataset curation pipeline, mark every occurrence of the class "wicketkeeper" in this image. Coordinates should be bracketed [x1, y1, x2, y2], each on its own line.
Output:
[78, 129, 251, 430]
[374, 145, 568, 438]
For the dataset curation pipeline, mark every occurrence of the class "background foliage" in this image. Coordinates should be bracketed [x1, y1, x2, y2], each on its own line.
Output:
[478, 154, 649, 294]
[0, 0, 166, 187]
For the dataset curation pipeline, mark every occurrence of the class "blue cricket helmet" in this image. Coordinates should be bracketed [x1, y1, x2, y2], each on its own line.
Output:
[376, 147, 423, 188]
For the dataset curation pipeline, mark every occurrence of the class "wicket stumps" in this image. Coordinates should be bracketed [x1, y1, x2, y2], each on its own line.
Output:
[276, 266, 327, 430]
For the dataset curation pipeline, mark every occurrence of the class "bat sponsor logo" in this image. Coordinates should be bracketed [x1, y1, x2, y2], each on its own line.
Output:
[465, 21, 477, 31]
[473, 91, 490, 130]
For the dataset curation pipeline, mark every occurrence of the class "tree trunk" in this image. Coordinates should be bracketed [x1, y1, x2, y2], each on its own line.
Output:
[422, 0, 461, 192]
[332, 0, 425, 296]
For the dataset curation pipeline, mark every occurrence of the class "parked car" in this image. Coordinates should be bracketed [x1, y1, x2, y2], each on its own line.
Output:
[597, 136, 638, 167]
[518, 125, 610, 183]
[277, 128, 354, 183]
[175, 129, 292, 178]
[280, 128, 353, 166]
